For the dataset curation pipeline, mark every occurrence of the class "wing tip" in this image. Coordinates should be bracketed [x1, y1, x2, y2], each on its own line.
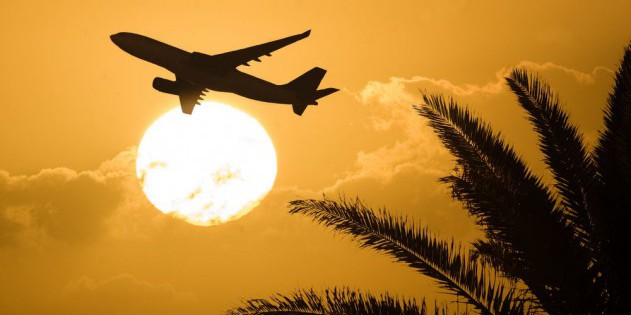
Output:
[181, 104, 195, 115]
[303, 30, 311, 37]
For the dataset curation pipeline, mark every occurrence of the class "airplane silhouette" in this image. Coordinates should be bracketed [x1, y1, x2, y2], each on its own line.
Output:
[110, 30, 338, 115]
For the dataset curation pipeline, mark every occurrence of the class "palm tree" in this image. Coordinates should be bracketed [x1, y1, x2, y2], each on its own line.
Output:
[227, 45, 630, 315]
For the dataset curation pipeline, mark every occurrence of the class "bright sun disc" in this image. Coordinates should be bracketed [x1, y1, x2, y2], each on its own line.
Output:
[136, 102, 277, 226]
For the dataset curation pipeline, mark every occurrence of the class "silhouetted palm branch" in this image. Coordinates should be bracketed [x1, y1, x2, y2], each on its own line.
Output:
[506, 70, 598, 249]
[227, 287, 437, 315]
[289, 198, 527, 315]
[414, 96, 599, 314]
[593, 44, 631, 312]
[231, 44, 631, 315]
[469, 240, 520, 282]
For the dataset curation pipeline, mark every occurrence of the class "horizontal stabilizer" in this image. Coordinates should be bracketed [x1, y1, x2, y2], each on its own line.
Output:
[315, 88, 339, 100]
[286, 67, 337, 116]
[292, 103, 309, 116]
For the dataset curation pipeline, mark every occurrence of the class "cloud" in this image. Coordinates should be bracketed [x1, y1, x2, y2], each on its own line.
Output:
[329, 163, 481, 242]
[0, 149, 137, 246]
[347, 61, 616, 183]
[359, 61, 614, 104]
[323, 60, 616, 233]
[324, 139, 449, 194]
[62, 274, 196, 315]
[0, 208, 22, 247]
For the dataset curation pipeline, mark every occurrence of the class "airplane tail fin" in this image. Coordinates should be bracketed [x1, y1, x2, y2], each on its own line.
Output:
[286, 67, 338, 116]
[285, 67, 327, 95]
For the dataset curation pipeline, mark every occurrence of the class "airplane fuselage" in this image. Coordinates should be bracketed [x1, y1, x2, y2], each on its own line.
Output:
[111, 33, 297, 104]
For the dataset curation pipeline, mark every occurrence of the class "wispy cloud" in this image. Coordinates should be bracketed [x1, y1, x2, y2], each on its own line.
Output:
[331, 60, 615, 200]
[63, 274, 196, 315]
[359, 61, 613, 104]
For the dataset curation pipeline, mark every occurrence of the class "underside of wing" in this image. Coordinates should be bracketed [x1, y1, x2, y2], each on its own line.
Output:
[177, 78, 207, 114]
[191, 30, 310, 70]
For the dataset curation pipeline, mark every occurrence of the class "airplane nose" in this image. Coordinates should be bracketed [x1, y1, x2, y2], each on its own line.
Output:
[110, 33, 121, 44]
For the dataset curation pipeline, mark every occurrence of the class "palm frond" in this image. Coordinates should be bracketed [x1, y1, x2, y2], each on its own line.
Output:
[289, 198, 527, 315]
[506, 69, 598, 249]
[414, 96, 599, 314]
[594, 44, 631, 311]
[439, 173, 598, 314]
[470, 240, 521, 282]
[413, 96, 561, 237]
[226, 287, 435, 315]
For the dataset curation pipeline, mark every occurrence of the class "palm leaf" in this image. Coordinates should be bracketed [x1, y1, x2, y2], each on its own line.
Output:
[226, 287, 434, 315]
[414, 96, 598, 314]
[594, 44, 631, 312]
[289, 198, 526, 315]
[470, 240, 521, 282]
[506, 69, 598, 250]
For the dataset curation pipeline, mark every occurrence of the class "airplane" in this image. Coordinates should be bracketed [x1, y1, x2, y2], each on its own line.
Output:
[110, 30, 338, 115]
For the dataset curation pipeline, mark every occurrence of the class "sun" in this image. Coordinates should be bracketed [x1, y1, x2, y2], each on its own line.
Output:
[136, 102, 277, 226]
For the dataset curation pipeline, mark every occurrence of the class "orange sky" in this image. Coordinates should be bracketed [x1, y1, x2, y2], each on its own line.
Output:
[1, 1, 630, 314]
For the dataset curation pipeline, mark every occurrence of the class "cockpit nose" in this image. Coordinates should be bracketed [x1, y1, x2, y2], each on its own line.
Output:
[110, 33, 123, 45]
[111, 32, 130, 43]
[110, 32, 154, 60]
[110, 32, 137, 48]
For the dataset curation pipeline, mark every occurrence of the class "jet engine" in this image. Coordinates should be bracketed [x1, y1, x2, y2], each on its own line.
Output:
[152, 77, 180, 95]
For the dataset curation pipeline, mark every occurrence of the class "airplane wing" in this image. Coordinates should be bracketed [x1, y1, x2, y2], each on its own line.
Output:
[191, 30, 311, 70]
[177, 77, 207, 114]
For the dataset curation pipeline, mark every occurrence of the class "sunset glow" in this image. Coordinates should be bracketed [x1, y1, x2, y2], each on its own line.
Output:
[136, 102, 277, 226]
